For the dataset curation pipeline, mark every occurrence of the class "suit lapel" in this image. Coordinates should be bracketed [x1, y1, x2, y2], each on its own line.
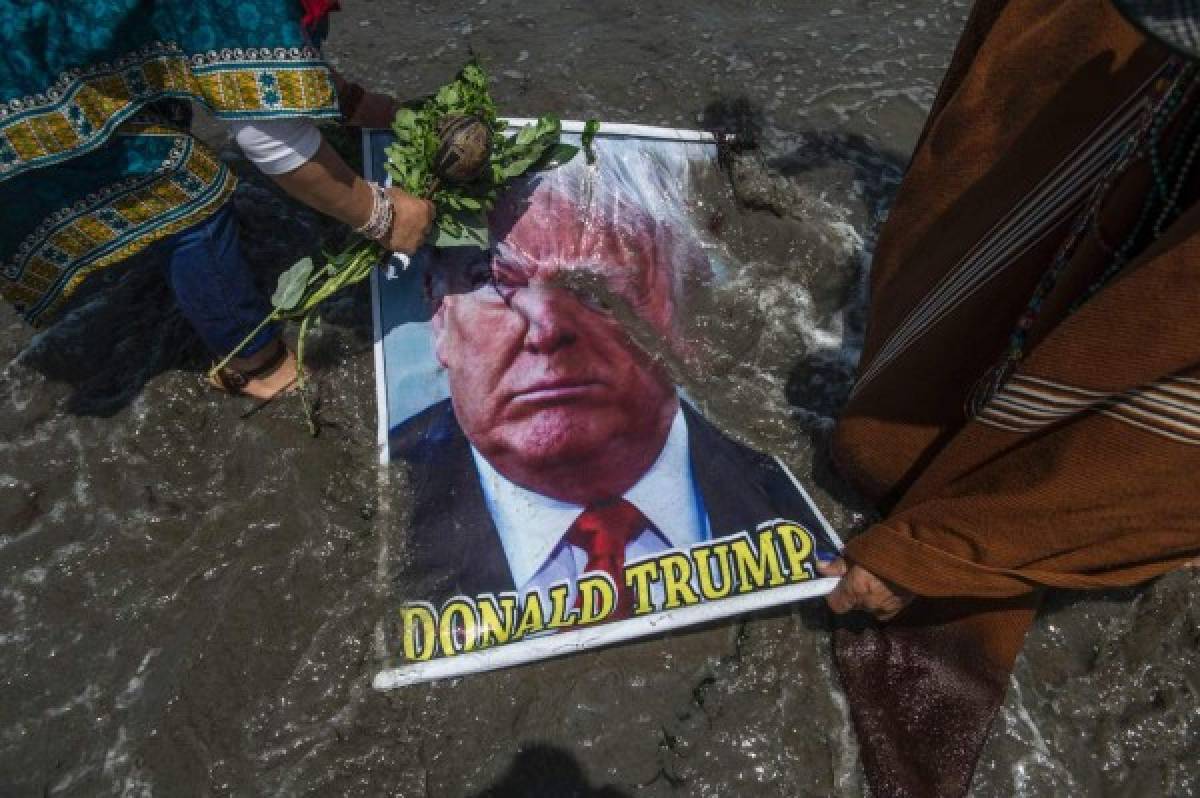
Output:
[400, 401, 516, 603]
[683, 402, 783, 538]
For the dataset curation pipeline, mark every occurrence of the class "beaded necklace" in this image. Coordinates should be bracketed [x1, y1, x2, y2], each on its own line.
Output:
[965, 56, 1199, 418]
[1077, 63, 1200, 309]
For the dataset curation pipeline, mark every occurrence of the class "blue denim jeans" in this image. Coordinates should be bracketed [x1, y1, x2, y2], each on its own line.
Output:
[162, 202, 277, 358]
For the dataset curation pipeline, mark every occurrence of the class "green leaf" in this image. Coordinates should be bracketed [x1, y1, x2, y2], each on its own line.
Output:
[582, 119, 600, 164]
[435, 84, 461, 109]
[434, 226, 466, 248]
[500, 155, 539, 179]
[434, 223, 481, 249]
[391, 108, 418, 136]
[439, 215, 463, 235]
[433, 211, 489, 249]
[512, 124, 538, 151]
[271, 256, 315, 311]
[461, 62, 487, 89]
[464, 223, 490, 247]
[384, 163, 407, 185]
[536, 142, 580, 170]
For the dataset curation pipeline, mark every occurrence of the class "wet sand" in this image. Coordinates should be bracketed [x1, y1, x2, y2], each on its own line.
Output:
[1, 1, 1197, 795]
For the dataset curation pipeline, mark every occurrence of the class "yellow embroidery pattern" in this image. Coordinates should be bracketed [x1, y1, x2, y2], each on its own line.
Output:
[2, 125, 238, 325]
[0, 41, 338, 180]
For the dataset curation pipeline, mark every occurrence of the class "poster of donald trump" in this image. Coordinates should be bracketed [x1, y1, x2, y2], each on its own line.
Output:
[366, 122, 842, 688]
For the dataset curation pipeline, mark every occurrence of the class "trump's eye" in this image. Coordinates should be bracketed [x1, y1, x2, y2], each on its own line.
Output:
[487, 261, 531, 304]
[445, 251, 504, 303]
[559, 270, 618, 314]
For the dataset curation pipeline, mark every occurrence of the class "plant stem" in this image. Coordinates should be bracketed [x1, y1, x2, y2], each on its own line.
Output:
[207, 312, 277, 379]
[297, 311, 317, 436]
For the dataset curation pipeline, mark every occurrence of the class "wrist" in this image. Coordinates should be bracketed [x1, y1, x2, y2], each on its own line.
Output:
[354, 181, 394, 242]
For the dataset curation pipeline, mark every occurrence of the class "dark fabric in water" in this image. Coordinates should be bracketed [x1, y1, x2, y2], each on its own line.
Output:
[835, 599, 1038, 797]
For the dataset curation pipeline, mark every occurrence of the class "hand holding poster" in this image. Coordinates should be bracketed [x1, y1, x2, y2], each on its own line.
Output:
[367, 122, 842, 687]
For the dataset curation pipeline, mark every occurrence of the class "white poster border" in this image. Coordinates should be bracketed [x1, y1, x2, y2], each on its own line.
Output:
[374, 576, 837, 689]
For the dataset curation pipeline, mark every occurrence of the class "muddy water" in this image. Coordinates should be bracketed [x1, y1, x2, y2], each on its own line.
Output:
[2, 1, 1197, 796]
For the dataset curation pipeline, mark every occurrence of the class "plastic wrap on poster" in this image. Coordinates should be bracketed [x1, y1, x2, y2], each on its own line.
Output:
[366, 121, 842, 688]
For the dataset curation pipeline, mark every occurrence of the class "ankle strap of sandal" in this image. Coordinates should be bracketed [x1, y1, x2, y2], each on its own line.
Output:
[211, 338, 288, 395]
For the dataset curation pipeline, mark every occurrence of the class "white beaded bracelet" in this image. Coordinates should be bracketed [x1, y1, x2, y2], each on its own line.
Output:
[354, 182, 394, 242]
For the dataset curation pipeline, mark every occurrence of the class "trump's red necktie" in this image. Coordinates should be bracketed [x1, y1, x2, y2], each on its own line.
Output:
[566, 498, 648, 621]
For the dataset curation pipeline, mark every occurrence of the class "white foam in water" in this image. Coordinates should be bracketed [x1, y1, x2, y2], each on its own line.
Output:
[115, 649, 161, 710]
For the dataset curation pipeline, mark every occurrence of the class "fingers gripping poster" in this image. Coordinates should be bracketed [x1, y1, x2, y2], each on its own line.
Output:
[366, 122, 842, 688]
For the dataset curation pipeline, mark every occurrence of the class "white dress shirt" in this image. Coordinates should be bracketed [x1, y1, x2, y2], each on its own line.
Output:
[471, 406, 710, 610]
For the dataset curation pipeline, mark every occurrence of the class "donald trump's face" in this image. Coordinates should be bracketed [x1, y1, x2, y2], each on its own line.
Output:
[430, 189, 687, 504]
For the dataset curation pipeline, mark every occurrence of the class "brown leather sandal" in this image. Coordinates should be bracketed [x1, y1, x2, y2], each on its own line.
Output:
[208, 338, 295, 397]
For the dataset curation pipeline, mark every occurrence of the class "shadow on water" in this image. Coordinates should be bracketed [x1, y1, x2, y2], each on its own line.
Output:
[776, 130, 907, 424]
[692, 98, 908, 527]
[763, 129, 906, 521]
[769, 129, 907, 218]
[700, 99, 909, 431]
[701, 94, 907, 212]
[13, 250, 206, 417]
[699, 96, 766, 157]
[471, 744, 632, 798]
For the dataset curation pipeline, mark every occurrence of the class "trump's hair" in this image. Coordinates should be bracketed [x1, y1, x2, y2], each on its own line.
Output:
[425, 135, 717, 322]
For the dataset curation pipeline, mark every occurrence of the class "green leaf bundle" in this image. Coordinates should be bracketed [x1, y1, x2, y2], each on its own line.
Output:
[386, 62, 582, 248]
[210, 61, 598, 434]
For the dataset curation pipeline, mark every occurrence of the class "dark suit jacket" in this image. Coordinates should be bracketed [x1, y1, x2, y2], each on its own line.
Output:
[390, 399, 837, 605]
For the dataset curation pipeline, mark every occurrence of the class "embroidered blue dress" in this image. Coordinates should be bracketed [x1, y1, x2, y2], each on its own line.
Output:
[0, 0, 341, 326]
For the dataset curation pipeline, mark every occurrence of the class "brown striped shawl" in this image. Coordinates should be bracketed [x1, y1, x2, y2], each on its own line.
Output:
[829, 0, 1200, 795]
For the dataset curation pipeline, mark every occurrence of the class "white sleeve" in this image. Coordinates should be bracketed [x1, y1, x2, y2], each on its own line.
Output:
[228, 118, 323, 175]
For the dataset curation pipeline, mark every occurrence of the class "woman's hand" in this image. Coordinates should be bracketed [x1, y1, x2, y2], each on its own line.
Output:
[382, 188, 435, 254]
[817, 558, 913, 621]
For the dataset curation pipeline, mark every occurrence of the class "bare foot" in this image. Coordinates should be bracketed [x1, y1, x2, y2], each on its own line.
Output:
[221, 344, 298, 401]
